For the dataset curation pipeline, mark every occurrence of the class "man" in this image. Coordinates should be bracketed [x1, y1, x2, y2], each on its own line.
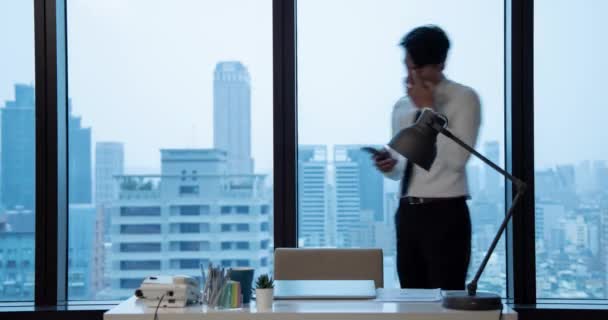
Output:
[375, 25, 481, 290]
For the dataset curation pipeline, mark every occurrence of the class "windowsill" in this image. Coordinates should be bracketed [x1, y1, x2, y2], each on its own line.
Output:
[0, 300, 120, 312]
[515, 302, 608, 310]
[2, 300, 607, 310]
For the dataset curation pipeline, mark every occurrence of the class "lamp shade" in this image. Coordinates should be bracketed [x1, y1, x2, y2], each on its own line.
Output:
[387, 108, 446, 171]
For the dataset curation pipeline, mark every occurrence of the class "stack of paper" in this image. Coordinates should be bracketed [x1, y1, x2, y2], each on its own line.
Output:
[375, 288, 442, 302]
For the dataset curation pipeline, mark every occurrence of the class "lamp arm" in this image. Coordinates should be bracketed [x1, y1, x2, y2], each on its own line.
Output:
[438, 128, 527, 296]
[438, 128, 526, 190]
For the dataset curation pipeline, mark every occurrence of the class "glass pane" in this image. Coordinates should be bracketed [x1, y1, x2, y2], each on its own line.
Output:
[535, 0, 608, 299]
[297, 0, 505, 293]
[67, 0, 273, 300]
[0, 0, 36, 302]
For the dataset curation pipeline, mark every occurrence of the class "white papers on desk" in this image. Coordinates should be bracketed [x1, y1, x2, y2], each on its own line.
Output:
[375, 288, 442, 302]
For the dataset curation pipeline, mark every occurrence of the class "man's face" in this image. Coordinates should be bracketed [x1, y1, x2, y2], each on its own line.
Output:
[405, 52, 442, 84]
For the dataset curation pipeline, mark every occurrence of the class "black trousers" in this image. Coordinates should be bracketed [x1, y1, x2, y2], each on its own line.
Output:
[395, 197, 471, 290]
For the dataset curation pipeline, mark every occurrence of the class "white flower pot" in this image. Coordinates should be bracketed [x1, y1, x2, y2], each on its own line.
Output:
[255, 288, 274, 311]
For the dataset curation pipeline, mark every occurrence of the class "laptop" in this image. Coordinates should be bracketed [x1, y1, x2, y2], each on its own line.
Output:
[273, 280, 377, 300]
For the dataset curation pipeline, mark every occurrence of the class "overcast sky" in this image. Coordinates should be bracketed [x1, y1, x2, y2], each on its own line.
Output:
[1, 0, 607, 174]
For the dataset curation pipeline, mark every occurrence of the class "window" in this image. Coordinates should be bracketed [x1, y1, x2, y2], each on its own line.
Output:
[221, 206, 231, 214]
[179, 223, 200, 234]
[236, 241, 250, 250]
[67, 0, 274, 301]
[178, 259, 199, 270]
[261, 257, 268, 267]
[120, 206, 161, 216]
[179, 205, 201, 216]
[120, 224, 161, 235]
[0, 0, 35, 302]
[178, 241, 200, 252]
[221, 242, 232, 250]
[221, 260, 232, 268]
[261, 205, 270, 215]
[236, 223, 250, 232]
[120, 243, 161, 253]
[120, 279, 143, 289]
[260, 240, 270, 250]
[221, 224, 232, 232]
[236, 260, 249, 267]
[179, 185, 199, 196]
[236, 206, 249, 214]
[297, 0, 505, 293]
[120, 260, 161, 271]
[260, 222, 269, 231]
[534, 0, 608, 299]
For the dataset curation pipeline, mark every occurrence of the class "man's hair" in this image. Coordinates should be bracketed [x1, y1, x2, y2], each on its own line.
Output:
[400, 25, 450, 67]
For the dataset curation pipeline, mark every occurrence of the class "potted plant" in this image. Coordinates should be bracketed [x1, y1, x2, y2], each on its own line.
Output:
[254, 274, 274, 311]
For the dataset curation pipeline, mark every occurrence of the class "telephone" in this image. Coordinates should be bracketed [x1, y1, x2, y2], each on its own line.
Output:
[134, 275, 201, 308]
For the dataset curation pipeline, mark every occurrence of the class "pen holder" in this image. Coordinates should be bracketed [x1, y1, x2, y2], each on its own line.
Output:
[201, 264, 243, 309]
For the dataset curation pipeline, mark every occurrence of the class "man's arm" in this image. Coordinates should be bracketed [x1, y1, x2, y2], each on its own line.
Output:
[436, 88, 481, 170]
[377, 98, 411, 180]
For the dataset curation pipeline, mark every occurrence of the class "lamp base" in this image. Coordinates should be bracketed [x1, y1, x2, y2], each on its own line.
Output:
[442, 291, 502, 310]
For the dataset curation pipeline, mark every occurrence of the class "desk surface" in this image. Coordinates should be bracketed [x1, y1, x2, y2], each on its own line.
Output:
[105, 296, 517, 320]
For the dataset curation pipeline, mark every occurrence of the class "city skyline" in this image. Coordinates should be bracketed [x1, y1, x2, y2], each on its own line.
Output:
[2, 77, 607, 299]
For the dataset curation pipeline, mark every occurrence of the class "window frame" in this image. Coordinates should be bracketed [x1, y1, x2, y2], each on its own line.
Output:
[3, 0, 602, 318]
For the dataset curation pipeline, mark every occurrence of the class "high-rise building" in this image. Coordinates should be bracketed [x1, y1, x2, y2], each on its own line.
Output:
[93, 142, 124, 298]
[107, 149, 271, 298]
[467, 164, 481, 198]
[213, 61, 253, 174]
[297, 145, 329, 247]
[69, 104, 92, 204]
[333, 145, 384, 247]
[593, 161, 608, 193]
[95, 142, 125, 204]
[483, 141, 501, 201]
[575, 160, 594, 195]
[338, 145, 384, 222]
[68, 204, 96, 299]
[537, 201, 567, 251]
[0, 208, 35, 300]
[1, 84, 35, 210]
[601, 198, 608, 298]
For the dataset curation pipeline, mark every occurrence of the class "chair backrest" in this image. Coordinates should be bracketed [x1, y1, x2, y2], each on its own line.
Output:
[273, 248, 384, 288]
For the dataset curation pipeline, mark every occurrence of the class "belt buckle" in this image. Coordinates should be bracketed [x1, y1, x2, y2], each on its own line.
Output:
[409, 197, 424, 205]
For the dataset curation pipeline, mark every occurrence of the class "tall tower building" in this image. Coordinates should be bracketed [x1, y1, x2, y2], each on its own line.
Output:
[69, 104, 92, 204]
[95, 142, 125, 204]
[483, 141, 501, 201]
[297, 145, 329, 247]
[213, 61, 253, 174]
[93, 142, 124, 298]
[1, 84, 35, 209]
[339, 145, 384, 222]
[333, 145, 384, 247]
[467, 164, 481, 198]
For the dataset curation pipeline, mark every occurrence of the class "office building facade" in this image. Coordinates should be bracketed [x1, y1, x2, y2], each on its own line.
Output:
[297, 145, 329, 247]
[107, 149, 271, 298]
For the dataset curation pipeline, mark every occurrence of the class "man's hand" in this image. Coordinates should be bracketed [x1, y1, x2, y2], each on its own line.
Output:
[373, 151, 397, 173]
[407, 70, 435, 108]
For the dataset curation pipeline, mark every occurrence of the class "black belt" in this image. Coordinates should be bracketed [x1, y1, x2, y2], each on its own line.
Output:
[400, 196, 467, 205]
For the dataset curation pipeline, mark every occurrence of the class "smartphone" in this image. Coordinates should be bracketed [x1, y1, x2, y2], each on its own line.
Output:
[361, 146, 389, 160]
